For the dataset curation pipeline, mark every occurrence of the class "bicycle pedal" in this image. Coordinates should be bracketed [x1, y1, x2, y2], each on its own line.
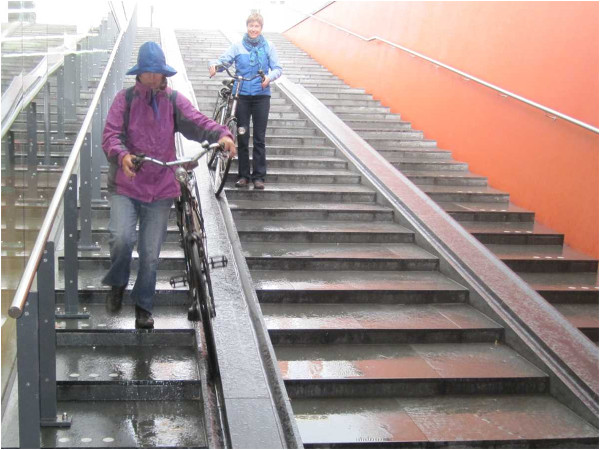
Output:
[209, 255, 228, 269]
[170, 275, 188, 288]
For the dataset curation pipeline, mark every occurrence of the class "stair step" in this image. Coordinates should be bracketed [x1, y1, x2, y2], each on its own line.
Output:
[56, 344, 200, 400]
[60, 242, 187, 270]
[54, 305, 193, 333]
[486, 244, 598, 272]
[264, 302, 502, 345]
[553, 304, 599, 341]
[439, 201, 535, 222]
[225, 183, 376, 203]
[462, 221, 564, 245]
[227, 168, 361, 184]
[403, 170, 488, 186]
[19, 401, 206, 448]
[243, 242, 437, 271]
[292, 395, 598, 447]
[55, 271, 190, 305]
[517, 272, 599, 303]
[229, 199, 394, 222]
[417, 185, 510, 203]
[253, 270, 468, 304]
[235, 219, 413, 244]
[277, 342, 548, 397]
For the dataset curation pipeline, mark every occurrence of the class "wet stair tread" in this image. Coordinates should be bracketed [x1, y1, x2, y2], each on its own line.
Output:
[437, 200, 534, 216]
[54, 304, 193, 331]
[56, 346, 200, 382]
[68, 242, 185, 260]
[517, 271, 599, 288]
[461, 221, 562, 235]
[292, 395, 598, 445]
[243, 242, 435, 261]
[415, 184, 508, 195]
[55, 269, 189, 297]
[235, 219, 412, 234]
[229, 199, 392, 214]
[226, 182, 373, 194]
[252, 270, 467, 293]
[262, 303, 502, 331]
[485, 244, 597, 261]
[51, 401, 207, 448]
[276, 342, 547, 381]
[553, 304, 599, 329]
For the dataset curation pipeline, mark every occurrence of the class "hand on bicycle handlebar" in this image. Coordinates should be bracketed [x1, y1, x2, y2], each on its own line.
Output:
[218, 136, 237, 158]
[122, 153, 138, 178]
[208, 65, 217, 78]
[261, 74, 271, 89]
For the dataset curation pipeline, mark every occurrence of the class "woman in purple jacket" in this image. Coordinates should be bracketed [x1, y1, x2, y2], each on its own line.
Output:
[102, 41, 235, 329]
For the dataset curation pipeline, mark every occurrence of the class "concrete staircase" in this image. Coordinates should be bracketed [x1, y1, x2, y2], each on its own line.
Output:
[175, 29, 598, 447]
[266, 32, 599, 345]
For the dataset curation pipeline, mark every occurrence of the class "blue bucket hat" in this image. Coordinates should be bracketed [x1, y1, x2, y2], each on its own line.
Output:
[126, 41, 177, 77]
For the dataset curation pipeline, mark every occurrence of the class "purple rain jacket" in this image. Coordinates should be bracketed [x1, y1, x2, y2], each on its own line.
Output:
[102, 81, 232, 203]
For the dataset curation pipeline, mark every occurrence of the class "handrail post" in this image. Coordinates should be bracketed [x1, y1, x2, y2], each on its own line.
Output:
[79, 133, 100, 250]
[63, 54, 77, 122]
[4, 131, 17, 232]
[55, 67, 65, 140]
[43, 83, 51, 165]
[56, 174, 89, 320]
[91, 104, 104, 202]
[26, 102, 39, 201]
[38, 241, 71, 428]
[16, 292, 42, 448]
[80, 38, 89, 91]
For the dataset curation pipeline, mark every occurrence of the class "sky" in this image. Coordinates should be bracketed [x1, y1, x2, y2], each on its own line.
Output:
[2, 0, 329, 34]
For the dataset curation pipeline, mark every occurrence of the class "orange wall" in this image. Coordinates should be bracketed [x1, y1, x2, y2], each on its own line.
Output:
[285, 1, 599, 257]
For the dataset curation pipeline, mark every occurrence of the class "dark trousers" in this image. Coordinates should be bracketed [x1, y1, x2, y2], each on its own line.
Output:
[236, 95, 270, 181]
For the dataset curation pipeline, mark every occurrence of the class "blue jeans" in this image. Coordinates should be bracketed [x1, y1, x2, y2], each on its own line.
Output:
[236, 95, 271, 182]
[102, 194, 173, 312]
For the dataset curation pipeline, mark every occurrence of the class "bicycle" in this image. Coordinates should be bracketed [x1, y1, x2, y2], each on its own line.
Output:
[208, 65, 265, 196]
[131, 141, 227, 375]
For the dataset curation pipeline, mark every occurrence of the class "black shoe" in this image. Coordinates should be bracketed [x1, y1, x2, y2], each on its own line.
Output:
[235, 178, 249, 188]
[135, 305, 154, 329]
[105, 285, 126, 313]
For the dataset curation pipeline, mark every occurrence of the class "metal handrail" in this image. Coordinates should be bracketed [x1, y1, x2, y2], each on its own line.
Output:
[8, 6, 136, 319]
[286, 5, 599, 134]
[1, 51, 65, 137]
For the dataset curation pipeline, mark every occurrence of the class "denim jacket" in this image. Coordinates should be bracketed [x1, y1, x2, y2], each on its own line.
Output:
[102, 81, 232, 202]
[210, 38, 282, 96]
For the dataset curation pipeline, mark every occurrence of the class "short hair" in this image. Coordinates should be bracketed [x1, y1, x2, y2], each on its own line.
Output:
[246, 12, 264, 27]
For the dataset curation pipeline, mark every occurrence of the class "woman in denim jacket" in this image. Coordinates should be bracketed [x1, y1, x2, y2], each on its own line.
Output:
[209, 12, 283, 190]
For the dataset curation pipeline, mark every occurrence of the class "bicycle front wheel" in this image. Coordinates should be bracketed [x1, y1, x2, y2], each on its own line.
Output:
[188, 239, 219, 373]
[208, 106, 226, 170]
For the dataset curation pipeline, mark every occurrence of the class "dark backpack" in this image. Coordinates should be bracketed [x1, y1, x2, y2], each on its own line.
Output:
[123, 85, 179, 133]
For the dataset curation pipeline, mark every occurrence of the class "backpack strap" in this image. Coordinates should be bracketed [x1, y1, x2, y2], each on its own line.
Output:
[122, 86, 179, 134]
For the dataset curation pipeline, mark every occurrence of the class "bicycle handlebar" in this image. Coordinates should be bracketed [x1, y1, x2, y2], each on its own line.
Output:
[132, 141, 221, 171]
[215, 65, 265, 82]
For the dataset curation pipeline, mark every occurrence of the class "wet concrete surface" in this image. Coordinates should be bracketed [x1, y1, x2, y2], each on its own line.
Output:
[292, 395, 599, 446]
[262, 302, 502, 332]
[275, 342, 547, 381]
[1, 395, 207, 448]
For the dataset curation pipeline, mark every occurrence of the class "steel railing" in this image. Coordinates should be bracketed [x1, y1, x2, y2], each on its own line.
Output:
[285, 4, 599, 134]
[7, 6, 136, 318]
